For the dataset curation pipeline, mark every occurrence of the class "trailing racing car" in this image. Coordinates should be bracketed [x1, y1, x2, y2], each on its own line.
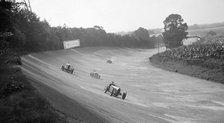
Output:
[61, 63, 74, 74]
[104, 82, 127, 100]
[106, 60, 112, 64]
[90, 71, 101, 79]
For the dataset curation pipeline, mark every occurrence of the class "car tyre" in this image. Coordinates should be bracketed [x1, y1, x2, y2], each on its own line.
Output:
[104, 87, 108, 93]
[110, 89, 114, 96]
[122, 92, 127, 100]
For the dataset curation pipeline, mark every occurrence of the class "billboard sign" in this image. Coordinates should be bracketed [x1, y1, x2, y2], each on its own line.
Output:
[63, 39, 80, 49]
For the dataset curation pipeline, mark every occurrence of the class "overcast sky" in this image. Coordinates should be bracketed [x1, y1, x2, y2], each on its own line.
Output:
[30, 0, 224, 32]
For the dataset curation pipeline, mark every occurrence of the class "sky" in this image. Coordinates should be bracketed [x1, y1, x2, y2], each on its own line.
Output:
[29, 0, 224, 33]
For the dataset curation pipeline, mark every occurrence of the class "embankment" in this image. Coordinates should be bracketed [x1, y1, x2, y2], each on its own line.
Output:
[150, 54, 224, 84]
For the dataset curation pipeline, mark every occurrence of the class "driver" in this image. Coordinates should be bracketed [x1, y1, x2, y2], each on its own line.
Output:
[66, 62, 70, 69]
[109, 81, 115, 88]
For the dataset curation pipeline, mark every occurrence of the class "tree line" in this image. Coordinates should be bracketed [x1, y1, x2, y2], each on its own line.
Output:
[0, 0, 156, 53]
[53, 26, 155, 48]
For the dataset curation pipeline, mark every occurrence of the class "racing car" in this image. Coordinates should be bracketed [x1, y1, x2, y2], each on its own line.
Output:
[104, 82, 127, 100]
[61, 63, 74, 74]
[90, 71, 101, 79]
[106, 60, 112, 64]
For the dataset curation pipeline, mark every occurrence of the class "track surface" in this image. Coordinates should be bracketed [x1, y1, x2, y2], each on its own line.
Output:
[22, 47, 224, 123]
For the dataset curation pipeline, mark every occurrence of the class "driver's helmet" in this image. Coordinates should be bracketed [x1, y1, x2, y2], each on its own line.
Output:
[66, 62, 70, 69]
[66, 62, 70, 66]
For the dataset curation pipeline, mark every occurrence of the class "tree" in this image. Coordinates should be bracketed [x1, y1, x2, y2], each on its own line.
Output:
[162, 14, 188, 49]
[132, 27, 149, 40]
[132, 27, 155, 48]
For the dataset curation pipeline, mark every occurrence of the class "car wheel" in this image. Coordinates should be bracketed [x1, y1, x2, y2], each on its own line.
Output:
[110, 89, 114, 96]
[122, 92, 127, 100]
[104, 87, 108, 93]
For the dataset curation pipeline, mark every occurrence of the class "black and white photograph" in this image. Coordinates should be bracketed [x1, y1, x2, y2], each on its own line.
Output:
[1, 0, 224, 122]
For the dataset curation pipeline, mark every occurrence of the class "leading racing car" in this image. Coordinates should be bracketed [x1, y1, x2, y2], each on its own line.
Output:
[104, 82, 127, 100]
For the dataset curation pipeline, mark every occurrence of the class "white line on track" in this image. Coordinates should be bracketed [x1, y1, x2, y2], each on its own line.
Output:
[28, 54, 55, 68]
[71, 49, 86, 56]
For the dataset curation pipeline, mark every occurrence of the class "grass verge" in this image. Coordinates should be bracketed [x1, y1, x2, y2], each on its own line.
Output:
[150, 54, 224, 84]
[0, 66, 68, 123]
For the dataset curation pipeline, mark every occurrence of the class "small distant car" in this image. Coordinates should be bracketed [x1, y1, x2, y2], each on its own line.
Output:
[106, 60, 112, 64]
[104, 83, 127, 100]
[61, 64, 74, 74]
[90, 72, 101, 79]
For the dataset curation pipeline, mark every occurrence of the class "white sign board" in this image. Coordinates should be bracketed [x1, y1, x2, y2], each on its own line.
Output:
[63, 39, 80, 49]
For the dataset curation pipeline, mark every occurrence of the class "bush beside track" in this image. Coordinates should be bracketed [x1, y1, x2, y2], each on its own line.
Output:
[0, 47, 68, 122]
[150, 43, 224, 84]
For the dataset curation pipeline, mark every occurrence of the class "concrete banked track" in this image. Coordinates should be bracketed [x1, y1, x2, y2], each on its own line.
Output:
[21, 47, 224, 123]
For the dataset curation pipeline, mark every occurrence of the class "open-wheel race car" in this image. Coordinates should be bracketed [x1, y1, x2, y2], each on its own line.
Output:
[106, 60, 112, 64]
[90, 71, 101, 79]
[104, 82, 127, 100]
[61, 63, 74, 74]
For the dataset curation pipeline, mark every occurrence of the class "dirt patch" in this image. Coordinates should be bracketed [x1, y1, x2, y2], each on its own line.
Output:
[149, 55, 224, 84]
